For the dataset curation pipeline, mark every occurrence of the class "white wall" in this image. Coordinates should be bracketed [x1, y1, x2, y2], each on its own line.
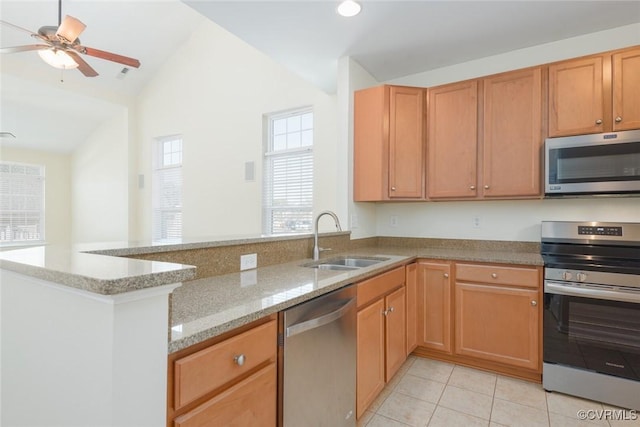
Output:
[134, 20, 340, 240]
[71, 109, 129, 243]
[360, 24, 640, 242]
[0, 147, 71, 246]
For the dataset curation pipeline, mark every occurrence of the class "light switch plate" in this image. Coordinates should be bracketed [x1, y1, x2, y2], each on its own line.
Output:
[240, 253, 257, 271]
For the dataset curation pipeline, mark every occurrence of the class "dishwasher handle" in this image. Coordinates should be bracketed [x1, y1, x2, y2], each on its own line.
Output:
[285, 297, 355, 338]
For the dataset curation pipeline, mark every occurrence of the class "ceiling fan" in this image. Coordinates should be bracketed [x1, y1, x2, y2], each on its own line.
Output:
[0, 0, 140, 77]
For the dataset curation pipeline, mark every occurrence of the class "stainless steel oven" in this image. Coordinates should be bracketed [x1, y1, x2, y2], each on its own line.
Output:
[545, 129, 640, 196]
[541, 221, 640, 410]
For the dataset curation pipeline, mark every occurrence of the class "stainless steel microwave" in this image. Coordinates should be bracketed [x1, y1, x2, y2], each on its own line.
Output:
[545, 129, 640, 196]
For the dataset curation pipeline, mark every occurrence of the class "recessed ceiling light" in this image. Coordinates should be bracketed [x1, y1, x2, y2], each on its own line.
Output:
[337, 0, 361, 17]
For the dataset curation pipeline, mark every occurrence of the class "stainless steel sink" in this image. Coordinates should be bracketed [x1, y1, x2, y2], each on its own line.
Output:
[303, 256, 389, 270]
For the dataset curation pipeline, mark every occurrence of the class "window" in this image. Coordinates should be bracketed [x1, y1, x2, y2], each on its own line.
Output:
[0, 161, 45, 244]
[153, 136, 182, 241]
[263, 108, 313, 235]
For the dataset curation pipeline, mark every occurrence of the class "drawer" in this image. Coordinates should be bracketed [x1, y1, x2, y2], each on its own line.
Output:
[174, 362, 276, 427]
[174, 319, 277, 410]
[455, 263, 539, 289]
[357, 266, 405, 308]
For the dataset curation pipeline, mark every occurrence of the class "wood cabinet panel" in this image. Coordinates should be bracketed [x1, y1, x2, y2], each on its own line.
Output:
[385, 286, 406, 382]
[454, 283, 539, 370]
[389, 86, 425, 198]
[417, 261, 452, 354]
[549, 56, 606, 137]
[173, 320, 277, 410]
[357, 266, 405, 309]
[356, 298, 385, 419]
[405, 262, 418, 355]
[174, 363, 276, 427]
[456, 263, 539, 289]
[427, 80, 479, 198]
[613, 47, 640, 131]
[483, 68, 542, 197]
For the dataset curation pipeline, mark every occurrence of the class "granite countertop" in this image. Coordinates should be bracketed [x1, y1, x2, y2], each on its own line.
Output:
[169, 245, 543, 353]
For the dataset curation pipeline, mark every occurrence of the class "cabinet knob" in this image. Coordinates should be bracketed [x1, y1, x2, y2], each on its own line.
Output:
[391, 187, 396, 191]
[234, 354, 246, 366]
[470, 185, 476, 190]
[491, 273, 498, 279]
[484, 185, 490, 190]
[388, 306, 394, 313]
[615, 116, 623, 123]
[382, 309, 388, 316]
[531, 300, 538, 307]
[595, 119, 603, 125]
[444, 273, 449, 278]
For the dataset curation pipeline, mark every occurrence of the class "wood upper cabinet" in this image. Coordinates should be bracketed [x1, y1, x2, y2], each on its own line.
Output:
[549, 46, 640, 136]
[427, 80, 479, 199]
[483, 68, 543, 198]
[613, 47, 640, 131]
[354, 85, 425, 201]
[548, 55, 606, 136]
[356, 266, 406, 418]
[405, 262, 418, 355]
[454, 263, 540, 371]
[417, 261, 452, 354]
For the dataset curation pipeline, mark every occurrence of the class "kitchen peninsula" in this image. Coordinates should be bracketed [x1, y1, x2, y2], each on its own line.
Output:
[0, 232, 542, 426]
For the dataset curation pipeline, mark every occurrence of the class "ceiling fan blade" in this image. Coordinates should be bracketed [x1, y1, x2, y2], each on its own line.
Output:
[0, 44, 49, 54]
[56, 15, 86, 43]
[65, 50, 98, 77]
[0, 20, 38, 36]
[81, 46, 140, 68]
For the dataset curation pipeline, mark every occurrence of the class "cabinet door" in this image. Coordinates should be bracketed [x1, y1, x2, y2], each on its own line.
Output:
[417, 261, 452, 354]
[455, 283, 539, 370]
[405, 263, 418, 355]
[483, 68, 542, 198]
[548, 56, 606, 136]
[174, 363, 276, 427]
[385, 286, 406, 382]
[389, 86, 425, 198]
[356, 298, 385, 419]
[428, 80, 479, 199]
[613, 48, 640, 131]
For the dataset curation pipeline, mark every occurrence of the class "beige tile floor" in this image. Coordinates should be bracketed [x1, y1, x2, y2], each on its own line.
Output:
[357, 356, 639, 427]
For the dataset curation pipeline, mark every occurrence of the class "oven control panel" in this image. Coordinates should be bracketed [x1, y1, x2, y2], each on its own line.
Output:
[578, 226, 623, 236]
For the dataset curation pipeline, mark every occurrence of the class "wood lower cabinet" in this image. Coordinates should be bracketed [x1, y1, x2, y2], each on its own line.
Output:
[356, 266, 406, 418]
[417, 261, 452, 354]
[354, 85, 425, 201]
[405, 262, 418, 355]
[167, 316, 277, 427]
[454, 263, 541, 372]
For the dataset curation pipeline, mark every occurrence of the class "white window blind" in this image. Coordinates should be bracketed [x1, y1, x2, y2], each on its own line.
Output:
[263, 109, 313, 235]
[153, 136, 182, 241]
[0, 161, 45, 244]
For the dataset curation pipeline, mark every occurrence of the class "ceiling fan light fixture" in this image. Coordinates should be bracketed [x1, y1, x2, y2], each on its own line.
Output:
[337, 0, 361, 17]
[38, 48, 78, 69]
[55, 15, 86, 43]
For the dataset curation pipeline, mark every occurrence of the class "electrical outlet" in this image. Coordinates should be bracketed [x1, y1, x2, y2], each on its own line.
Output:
[473, 216, 481, 229]
[240, 253, 257, 271]
[390, 215, 399, 227]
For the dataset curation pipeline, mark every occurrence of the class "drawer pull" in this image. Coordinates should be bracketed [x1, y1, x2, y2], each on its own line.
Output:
[443, 273, 449, 278]
[234, 354, 246, 366]
[491, 273, 498, 279]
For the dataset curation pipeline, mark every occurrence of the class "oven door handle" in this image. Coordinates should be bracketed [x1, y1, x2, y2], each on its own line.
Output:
[545, 281, 640, 304]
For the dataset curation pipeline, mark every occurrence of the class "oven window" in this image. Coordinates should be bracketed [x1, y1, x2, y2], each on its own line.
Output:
[544, 293, 640, 381]
[549, 142, 640, 184]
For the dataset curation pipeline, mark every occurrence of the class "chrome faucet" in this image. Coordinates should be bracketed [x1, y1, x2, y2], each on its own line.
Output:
[313, 210, 342, 261]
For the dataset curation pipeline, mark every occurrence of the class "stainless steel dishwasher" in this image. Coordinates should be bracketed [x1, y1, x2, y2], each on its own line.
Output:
[279, 284, 356, 426]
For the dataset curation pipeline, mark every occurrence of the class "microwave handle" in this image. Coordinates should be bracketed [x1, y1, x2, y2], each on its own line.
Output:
[545, 281, 640, 304]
